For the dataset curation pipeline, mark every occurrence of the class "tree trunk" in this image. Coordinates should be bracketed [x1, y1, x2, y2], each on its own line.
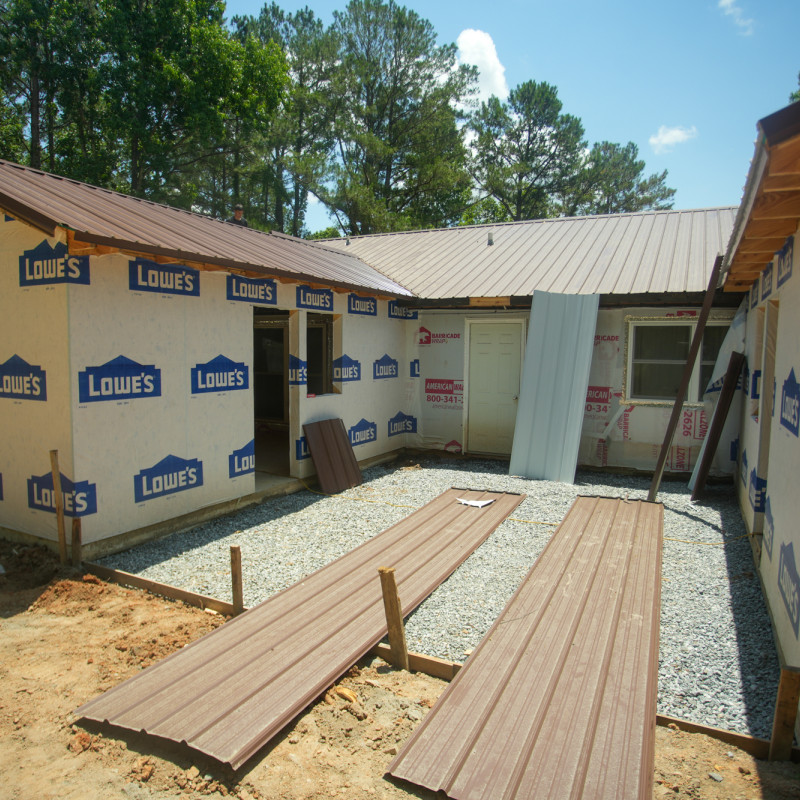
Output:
[29, 72, 41, 169]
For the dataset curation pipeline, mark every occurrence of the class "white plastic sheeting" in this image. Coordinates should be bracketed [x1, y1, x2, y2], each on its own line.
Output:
[509, 291, 599, 483]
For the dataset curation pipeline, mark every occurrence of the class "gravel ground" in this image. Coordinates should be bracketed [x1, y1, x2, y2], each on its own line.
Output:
[98, 454, 780, 740]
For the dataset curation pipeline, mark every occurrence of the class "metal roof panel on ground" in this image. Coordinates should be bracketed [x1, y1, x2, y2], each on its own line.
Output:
[389, 496, 663, 800]
[323, 208, 736, 299]
[76, 488, 524, 769]
[0, 160, 411, 297]
[303, 418, 363, 494]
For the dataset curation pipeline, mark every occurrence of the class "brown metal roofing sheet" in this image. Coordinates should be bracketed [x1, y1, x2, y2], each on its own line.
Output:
[76, 487, 524, 769]
[388, 496, 663, 800]
[0, 160, 410, 297]
[303, 418, 363, 494]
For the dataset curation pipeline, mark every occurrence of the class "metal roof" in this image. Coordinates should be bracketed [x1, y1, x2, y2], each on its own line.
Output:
[389, 496, 663, 800]
[76, 487, 524, 769]
[323, 207, 737, 299]
[722, 101, 800, 292]
[0, 160, 411, 297]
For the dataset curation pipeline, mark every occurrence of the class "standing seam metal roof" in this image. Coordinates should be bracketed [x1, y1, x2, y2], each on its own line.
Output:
[389, 496, 663, 800]
[324, 207, 737, 298]
[76, 488, 524, 769]
[0, 160, 411, 297]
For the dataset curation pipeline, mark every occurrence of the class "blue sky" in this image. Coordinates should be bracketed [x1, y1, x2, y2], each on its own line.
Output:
[226, 0, 798, 232]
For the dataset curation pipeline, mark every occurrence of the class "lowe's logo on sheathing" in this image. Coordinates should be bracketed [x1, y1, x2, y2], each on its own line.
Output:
[295, 436, 310, 461]
[777, 236, 794, 288]
[0, 355, 47, 401]
[129, 258, 199, 296]
[27, 471, 97, 517]
[78, 356, 161, 403]
[19, 240, 90, 287]
[743, 365, 750, 397]
[778, 542, 800, 638]
[229, 440, 255, 478]
[134, 455, 203, 503]
[297, 285, 333, 311]
[388, 300, 417, 320]
[226, 274, 277, 305]
[749, 284, 758, 310]
[388, 412, 417, 437]
[740, 449, 748, 486]
[333, 354, 361, 382]
[761, 261, 774, 301]
[764, 496, 774, 561]
[191, 355, 249, 394]
[348, 294, 377, 316]
[288, 354, 307, 385]
[410, 359, 420, 378]
[748, 468, 766, 513]
[349, 418, 377, 446]
[780, 368, 800, 437]
[373, 354, 398, 379]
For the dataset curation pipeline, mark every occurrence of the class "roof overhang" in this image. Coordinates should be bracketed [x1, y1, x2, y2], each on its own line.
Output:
[723, 102, 800, 291]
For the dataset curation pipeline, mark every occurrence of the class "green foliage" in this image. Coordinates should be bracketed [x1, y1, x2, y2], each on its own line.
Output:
[791, 71, 800, 103]
[321, 0, 476, 234]
[306, 225, 342, 240]
[558, 141, 675, 216]
[469, 81, 585, 221]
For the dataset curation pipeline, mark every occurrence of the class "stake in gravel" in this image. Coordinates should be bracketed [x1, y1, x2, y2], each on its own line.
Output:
[379, 567, 409, 671]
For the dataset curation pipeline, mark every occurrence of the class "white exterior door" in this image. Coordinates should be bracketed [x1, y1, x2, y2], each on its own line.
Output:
[466, 322, 524, 455]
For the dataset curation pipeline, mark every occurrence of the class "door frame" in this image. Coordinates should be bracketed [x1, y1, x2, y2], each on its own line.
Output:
[463, 316, 527, 455]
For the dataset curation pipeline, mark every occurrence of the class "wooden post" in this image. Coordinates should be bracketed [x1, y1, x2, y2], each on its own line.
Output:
[49, 450, 67, 564]
[230, 545, 244, 616]
[378, 567, 409, 671]
[71, 517, 82, 568]
[648, 254, 723, 502]
[769, 668, 800, 761]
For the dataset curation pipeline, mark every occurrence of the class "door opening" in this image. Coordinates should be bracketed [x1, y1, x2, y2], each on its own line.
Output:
[253, 308, 290, 475]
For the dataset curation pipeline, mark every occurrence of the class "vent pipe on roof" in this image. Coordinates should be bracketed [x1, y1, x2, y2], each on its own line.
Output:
[346, 236, 350, 245]
[487, 231, 494, 246]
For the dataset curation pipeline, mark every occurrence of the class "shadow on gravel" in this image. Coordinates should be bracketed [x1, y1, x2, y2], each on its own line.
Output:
[692, 483, 781, 741]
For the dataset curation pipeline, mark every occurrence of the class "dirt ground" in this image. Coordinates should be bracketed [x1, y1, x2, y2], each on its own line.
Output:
[1, 540, 799, 800]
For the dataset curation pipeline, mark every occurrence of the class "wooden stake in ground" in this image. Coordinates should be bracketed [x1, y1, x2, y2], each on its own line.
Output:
[49, 450, 67, 564]
[769, 668, 800, 760]
[230, 545, 244, 616]
[378, 567, 409, 671]
[71, 518, 82, 567]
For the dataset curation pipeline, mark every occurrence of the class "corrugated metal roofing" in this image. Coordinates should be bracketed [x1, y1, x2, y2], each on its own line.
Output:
[509, 292, 599, 482]
[76, 487, 524, 769]
[0, 160, 411, 297]
[303, 418, 363, 493]
[389, 496, 663, 800]
[323, 207, 737, 298]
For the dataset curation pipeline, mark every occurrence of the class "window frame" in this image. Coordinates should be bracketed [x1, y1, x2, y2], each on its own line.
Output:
[624, 316, 732, 405]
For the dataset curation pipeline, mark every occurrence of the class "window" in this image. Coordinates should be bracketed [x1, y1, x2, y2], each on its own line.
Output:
[627, 319, 729, 403]
[307, 313, 333, 395]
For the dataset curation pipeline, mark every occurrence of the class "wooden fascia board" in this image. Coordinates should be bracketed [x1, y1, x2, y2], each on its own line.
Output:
[750, 191, 800, 220]
[0, 195, 58, 236]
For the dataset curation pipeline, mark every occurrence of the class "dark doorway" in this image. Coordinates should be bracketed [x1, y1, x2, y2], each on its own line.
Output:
[253, 309, 290, 475]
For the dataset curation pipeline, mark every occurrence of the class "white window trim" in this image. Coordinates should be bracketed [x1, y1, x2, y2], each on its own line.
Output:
[623, 316, 732, 406]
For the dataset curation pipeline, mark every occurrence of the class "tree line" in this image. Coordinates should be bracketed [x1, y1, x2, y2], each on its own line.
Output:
[0, 0, 675, 236]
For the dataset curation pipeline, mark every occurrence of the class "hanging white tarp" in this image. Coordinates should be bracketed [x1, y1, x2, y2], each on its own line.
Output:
[509, 291, 599, 483]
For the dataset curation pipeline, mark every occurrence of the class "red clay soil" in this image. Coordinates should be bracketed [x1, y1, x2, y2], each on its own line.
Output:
[1, 538, 798, 800]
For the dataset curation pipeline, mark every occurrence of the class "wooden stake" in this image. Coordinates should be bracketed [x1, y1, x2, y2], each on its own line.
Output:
[49, 450, 67, 564]
[71, 517, 82, 567]
[378, 567, 409, 671]
[230, 545, 244, 616]
[769, 668, 800, 761]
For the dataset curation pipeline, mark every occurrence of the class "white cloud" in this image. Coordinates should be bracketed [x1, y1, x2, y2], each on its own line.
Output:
[456, 29, 509, 104]
[718, 0, 754, 36]
[648, 125, 698, 155]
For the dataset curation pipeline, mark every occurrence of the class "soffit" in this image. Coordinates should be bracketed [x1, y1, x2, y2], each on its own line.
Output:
[723, 102, 800, 291]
